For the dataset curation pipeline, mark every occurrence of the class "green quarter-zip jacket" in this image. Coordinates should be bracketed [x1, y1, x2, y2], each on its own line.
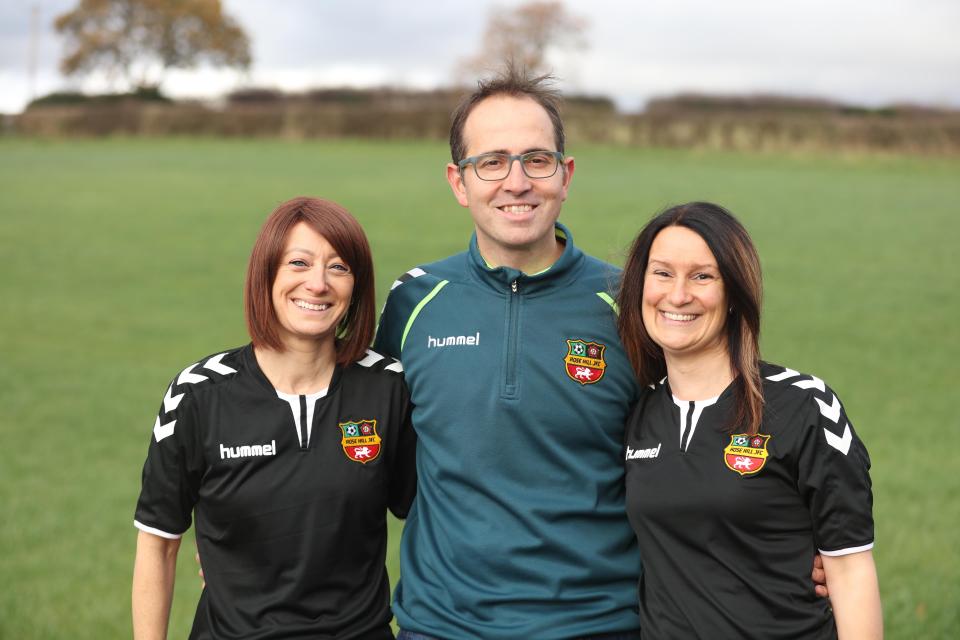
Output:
[375, 224, 642, 639]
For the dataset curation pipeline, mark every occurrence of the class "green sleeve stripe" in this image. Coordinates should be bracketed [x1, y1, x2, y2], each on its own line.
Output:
[596, 291, 619, 315]
[401, 280, 449, 352]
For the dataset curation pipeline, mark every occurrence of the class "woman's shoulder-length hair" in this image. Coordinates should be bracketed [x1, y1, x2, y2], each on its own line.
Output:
[618, 201, 765, 434]
[244, 196, 375, 365]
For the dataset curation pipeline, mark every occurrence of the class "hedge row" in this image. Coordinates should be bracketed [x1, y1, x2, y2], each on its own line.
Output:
[13, 101, 960, 155]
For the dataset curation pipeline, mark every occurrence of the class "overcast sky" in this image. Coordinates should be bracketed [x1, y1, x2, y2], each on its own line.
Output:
[1, 0, 958, 113]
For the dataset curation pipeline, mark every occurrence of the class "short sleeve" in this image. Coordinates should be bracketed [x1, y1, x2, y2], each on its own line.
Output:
[133, 377, 206, 538]
[386, 375, 417, 518]
[373, 268, 425, 360]
[374, 267, 444, 360]
[795, 386, 874, 556]
[374, 286, 405, 360]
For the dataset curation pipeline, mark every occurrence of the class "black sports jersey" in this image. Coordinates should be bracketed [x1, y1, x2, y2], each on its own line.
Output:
[624, 362, 874, 640]
[134, 344, 416, 640]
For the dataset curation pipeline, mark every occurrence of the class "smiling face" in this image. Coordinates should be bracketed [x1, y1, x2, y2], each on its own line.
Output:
[641, 225, 729, 363]
[446, 94, 575, 272]
[271, 222, 355, 348]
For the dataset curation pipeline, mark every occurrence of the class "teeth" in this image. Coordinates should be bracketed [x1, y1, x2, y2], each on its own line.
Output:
[501, 204, 533, 213]
[295, 300, 329, 311]
[663, 311, 696, 321]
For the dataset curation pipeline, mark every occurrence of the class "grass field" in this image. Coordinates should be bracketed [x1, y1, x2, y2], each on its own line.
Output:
[1, 137, 957, 639]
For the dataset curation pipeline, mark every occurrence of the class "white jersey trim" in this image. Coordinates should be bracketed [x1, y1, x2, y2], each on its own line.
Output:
[276, 388, 328, 446]
[672, 393, 720, 451]
[134, 520, 183, 539]
[818, 542, 874, 556]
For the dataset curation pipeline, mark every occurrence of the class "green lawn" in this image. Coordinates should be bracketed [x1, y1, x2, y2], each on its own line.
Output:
[1, 138, 957, 638]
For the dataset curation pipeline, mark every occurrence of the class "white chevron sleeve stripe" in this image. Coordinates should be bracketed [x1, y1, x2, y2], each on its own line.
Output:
[177, 363, 208, 386]
[153, 416, 176, 442]
[385, 361, 404, 373]
[793, 375, 825, 392]
[824, 424, 853, 455]
[766, 367, 800, 382]
[815, 394, 842, 423]
[203, 352, 237, 375]
[357, 350, 385, 368]
[390, 267, 427, 290]
[163, 384, 184, 413]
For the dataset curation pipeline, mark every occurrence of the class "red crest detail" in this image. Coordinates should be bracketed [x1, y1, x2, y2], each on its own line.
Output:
[723, 433, 771, 476]
[339, 419, 382, 464]
[564, 339, 607, 385]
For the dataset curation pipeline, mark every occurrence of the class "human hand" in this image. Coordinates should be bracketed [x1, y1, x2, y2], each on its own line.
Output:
[813, 553, 828, 598]
[195, 545, 205, 589]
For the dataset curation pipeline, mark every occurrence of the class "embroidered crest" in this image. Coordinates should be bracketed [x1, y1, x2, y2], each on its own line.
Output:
[564, 339, 607, 385]
[723, 433, 771, 476]
[339, 419, 382, 464]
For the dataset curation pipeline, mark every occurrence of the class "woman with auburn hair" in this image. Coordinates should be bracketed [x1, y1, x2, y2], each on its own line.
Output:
[618, 202, 882, 639]
[132, 197, 415, 639]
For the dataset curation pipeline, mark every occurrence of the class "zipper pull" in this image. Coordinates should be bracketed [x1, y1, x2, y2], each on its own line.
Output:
[511, 280, 518, 293]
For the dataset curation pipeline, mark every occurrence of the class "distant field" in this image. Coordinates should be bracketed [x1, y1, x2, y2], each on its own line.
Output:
[1, 138, 957, 639]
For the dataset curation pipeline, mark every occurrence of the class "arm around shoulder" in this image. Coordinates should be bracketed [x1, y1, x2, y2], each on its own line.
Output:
[132, 530, 182, 640]
[821, 549, 883, 640]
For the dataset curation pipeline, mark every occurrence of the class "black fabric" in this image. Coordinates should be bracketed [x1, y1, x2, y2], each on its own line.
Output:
[135, 344, 415, 639]
[624, 362, 873, 640]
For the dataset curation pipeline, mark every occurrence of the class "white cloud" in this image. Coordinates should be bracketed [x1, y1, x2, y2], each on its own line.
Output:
[2, 0, 957, 113]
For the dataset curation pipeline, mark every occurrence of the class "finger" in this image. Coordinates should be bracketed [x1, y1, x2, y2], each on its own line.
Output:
[815, 585, 829, 599]
[813, 554, 824, 570]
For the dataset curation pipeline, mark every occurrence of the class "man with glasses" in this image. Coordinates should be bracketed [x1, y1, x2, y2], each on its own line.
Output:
[374, 67, 643, 640]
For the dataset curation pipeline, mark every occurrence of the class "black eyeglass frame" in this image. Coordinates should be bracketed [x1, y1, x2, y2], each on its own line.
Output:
[457, 151, 565, 181]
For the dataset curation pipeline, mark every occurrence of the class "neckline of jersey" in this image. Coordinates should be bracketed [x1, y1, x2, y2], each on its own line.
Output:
[241, 343, 344, 400]
[466, 222, 584, 294]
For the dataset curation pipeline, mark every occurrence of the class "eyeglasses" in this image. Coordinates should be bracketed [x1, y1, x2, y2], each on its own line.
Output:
[457, 151, 564, 181]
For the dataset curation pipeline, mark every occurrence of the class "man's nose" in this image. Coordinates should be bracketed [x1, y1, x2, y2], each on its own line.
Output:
[501, 157, 532, 192]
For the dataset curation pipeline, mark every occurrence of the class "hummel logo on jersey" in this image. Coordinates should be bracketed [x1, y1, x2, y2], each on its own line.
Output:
[427, 332, 480, 348]
[220, 440, 277, 460]
[626, 443, 661, 460]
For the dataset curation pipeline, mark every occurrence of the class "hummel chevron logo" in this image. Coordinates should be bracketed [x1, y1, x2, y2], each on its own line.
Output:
[176, 353, 237, 386]
[815, 394, 842, 423]
[178, 363, 207, 385]
[765, 368, 800, 382]
[204, 352, 237, 375]
[390, 267, 426, 290]
[163, 384, 184, 413]
[765, 368, 826, 392]
[154, 415, 176, 443]
[157, 354, 237, 443]
[824, 424, 853, 455]
[792, 375, 825, 392]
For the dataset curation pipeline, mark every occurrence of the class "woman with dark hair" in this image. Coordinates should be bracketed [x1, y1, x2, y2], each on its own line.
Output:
[132, 197, 416, 639]
[618, 202, 881, 639]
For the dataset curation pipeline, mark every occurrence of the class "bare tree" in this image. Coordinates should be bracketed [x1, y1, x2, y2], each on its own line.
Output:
[54, 0, 251, 90]
[457, 1, 588, 81]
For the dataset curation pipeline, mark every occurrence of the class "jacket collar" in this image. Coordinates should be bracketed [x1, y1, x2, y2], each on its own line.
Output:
[466, 223, 584, 295]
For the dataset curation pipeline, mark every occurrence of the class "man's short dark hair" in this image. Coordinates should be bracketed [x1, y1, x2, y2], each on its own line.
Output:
[449, 64, 565, 164]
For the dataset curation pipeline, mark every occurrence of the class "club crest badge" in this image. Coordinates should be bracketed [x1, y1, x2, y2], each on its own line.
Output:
[339, 419, 382, 464]
[564, 339, 607, 385]
[723, 433, 771, 476]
